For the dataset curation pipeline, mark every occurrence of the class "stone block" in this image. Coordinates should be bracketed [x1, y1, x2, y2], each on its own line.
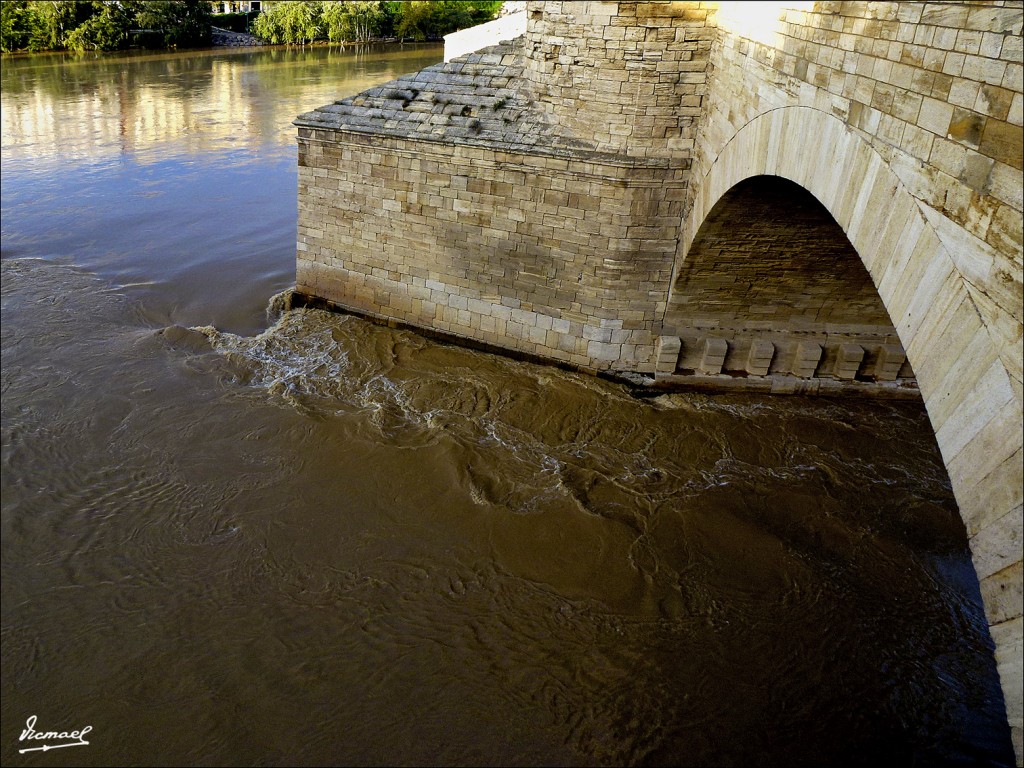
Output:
[981, 561, 1024, 627]
[917, 96, 953, 136]
[965, 6, 1024, 35]
[746, 340, 775, 376]
[655, 335, 681, 373]
[990, 616, 1023, 720]
[699, 336, 728, 374]
[980, 118, 1024, 170]
[951, 428, 1023, 535]
[833, 343, 865, 380]
[875, 343, 906, 380]
[587, 339, 621, 363]
[971, 505, 1024, 583]
[791, 342, 823, 378]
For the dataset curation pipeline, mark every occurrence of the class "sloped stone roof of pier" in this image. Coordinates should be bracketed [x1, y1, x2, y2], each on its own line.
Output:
[294, 40, 603, 159]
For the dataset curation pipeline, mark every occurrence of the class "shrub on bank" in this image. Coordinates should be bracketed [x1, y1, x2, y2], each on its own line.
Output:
[395, 1, 502, 42]
[251, 1, 322, 45]
[0, 1, 33, 52]
[63, 1, 136, 52]
[248, 0, 503, 46]
[1, 0, 213, 53]
[321, 1, 389, 43]
[1, 0, 505, 53]
[137, 1, 212, 49]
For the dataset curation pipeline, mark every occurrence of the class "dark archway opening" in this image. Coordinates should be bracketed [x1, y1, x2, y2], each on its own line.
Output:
[663, 176, 916, 394]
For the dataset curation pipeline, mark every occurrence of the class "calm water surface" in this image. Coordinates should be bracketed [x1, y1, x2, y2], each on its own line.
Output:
[0, 45, 1015, 766]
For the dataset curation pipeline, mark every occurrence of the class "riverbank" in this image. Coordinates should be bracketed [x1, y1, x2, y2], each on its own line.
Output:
[209, 27, 423, 49]
[211, 26, 263, 47]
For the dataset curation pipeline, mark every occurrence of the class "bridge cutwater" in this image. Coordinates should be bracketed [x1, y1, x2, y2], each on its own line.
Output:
[291, 2, 1023, 759]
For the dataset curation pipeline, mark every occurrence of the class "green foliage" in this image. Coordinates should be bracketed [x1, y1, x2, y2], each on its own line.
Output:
[27, 0, 90, 51]
[137, 0, 212, 48]
[395, 1, 456, 41]
[394, 0, 501, 41]
[2, 0, 508, 51]
[250, 1, 321, 45]
[1, 1, 34, 52]
[64, 1, 139, 52]
[246, 0, 500, 45]
[1, 0, 213, 53]
[321, 1, 387, 43]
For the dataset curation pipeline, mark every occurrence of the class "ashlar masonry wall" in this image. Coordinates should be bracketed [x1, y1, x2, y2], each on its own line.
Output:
[295, 2, 718, 372]
[520, 0, 716, 156]
[297, 123, 685, 370]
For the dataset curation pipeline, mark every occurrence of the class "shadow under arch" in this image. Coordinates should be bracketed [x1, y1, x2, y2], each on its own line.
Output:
[674, 105, 1022, 751]
[665, 174, 914, 386]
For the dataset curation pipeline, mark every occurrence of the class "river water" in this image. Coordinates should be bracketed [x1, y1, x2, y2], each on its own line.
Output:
[0, 45, 1014, 766]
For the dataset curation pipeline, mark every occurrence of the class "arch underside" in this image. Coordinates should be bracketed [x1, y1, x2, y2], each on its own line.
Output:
[675, 105, 1023, 753]
[663, 174, 918, 395]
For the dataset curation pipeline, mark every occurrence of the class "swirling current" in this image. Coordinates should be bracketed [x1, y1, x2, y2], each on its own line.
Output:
[3, 256, 1012, 765]
[0, 44, 1014, 767]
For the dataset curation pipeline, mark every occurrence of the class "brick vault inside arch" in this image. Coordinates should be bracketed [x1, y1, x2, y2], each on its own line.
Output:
[662, 175, 915, 391]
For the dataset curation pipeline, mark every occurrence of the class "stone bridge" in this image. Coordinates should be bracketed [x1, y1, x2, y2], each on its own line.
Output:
[293, 1, 1023, 756]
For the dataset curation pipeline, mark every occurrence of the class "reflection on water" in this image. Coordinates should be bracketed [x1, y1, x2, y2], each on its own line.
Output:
[1, 44, 443, 337]
[0, 45, 1015, 767]
[1, 44, 443, 164]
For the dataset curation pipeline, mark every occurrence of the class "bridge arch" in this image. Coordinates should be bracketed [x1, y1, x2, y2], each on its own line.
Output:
[676, 105, 1022, 741]
[665, 173, 911, 387]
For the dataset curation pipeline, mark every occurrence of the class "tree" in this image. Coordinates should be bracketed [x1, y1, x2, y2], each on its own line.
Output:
[245, 0, 500, 45]
[393, 1, 501, 42]
[0, 1, 213, 53]
[321, 1, 387, 43]
[136, 0, 212, 48]
[63, 1, 139, 52]
[1, 1, 35, 52]
[250, 1, 321, 45]
[27, 0, 92, 51]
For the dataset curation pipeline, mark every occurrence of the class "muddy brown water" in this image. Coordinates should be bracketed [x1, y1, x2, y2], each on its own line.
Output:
[0, 45, 1014, 766]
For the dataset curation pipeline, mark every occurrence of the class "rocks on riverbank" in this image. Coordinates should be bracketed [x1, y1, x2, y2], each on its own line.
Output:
[211, 27, 262, 47]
